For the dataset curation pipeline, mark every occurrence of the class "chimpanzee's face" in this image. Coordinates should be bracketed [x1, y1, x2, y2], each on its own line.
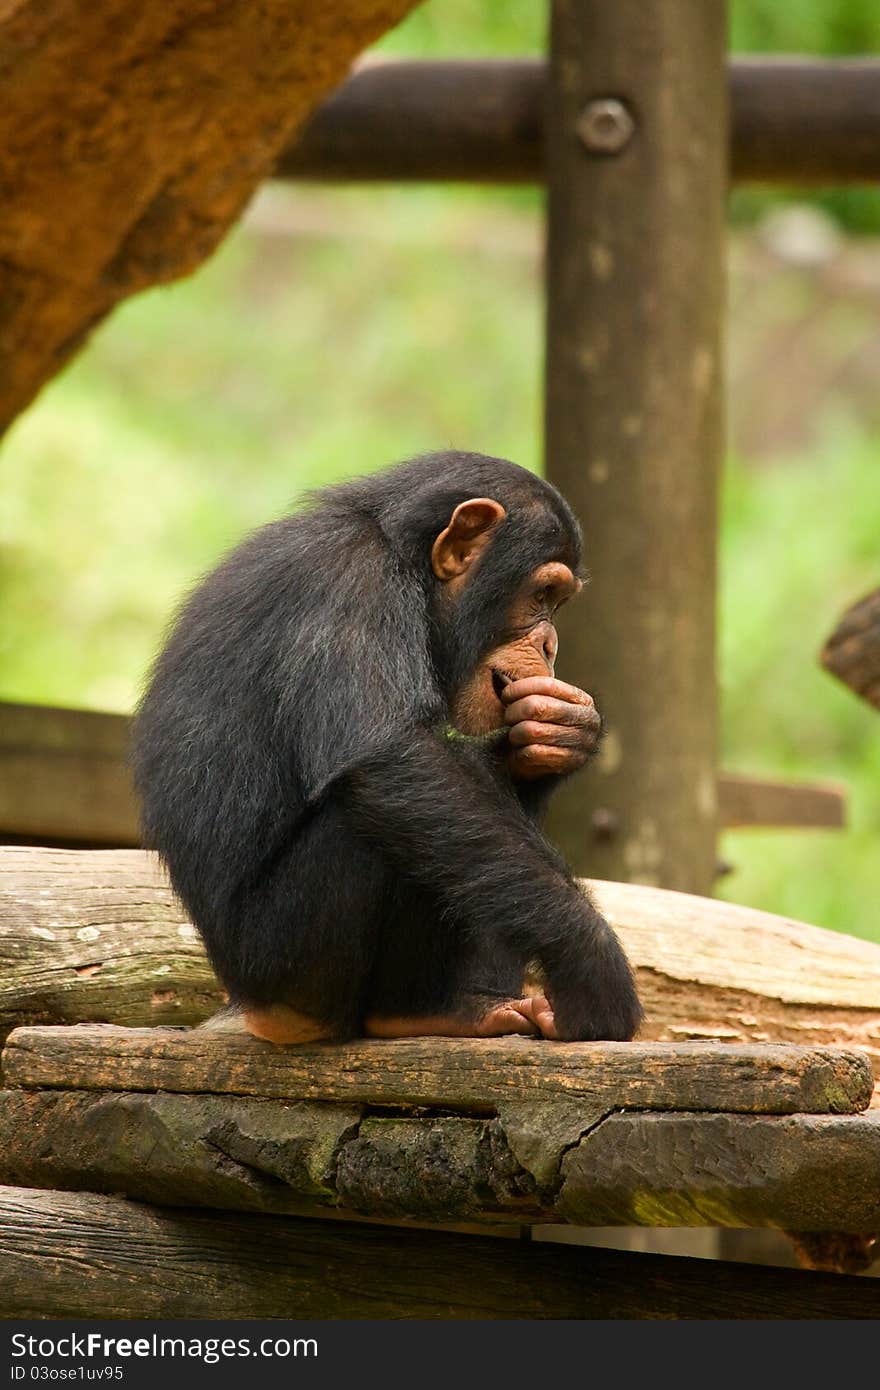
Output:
[451, 561, 581, 736]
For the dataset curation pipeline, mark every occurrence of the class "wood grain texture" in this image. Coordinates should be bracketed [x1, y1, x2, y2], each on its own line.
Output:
[3, 849, 880, 1071]
[1, 1186, 878, 1319]
[0, 846, 222, 1037]
[2, 1024, 873, 1114]
[821, 588, 880, 711]
[2, 1089, 879, 1233]
[0, 0, 418, 433]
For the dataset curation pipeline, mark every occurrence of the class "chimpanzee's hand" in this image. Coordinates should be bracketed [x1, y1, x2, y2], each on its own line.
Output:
[501, 677, 601, 780]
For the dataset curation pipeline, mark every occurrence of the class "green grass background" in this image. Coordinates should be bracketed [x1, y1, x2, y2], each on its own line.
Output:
[2, 2, 878, 940]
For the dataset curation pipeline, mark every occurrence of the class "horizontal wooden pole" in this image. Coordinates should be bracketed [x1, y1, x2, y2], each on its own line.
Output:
[3, 1023, 873, 1114]
[3, 848, 880, 1071]
[718, 773, 846, 830]
[3, 1186, 877, 1319]
[2, 1088, 878, 1233]
[0, 702, 847, 847]
[275, 57, 880, 187]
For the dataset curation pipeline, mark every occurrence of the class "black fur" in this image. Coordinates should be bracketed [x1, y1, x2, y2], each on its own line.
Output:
[132, 451, 643, 1040]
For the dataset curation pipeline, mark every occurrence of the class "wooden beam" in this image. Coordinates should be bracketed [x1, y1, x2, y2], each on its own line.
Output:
[3, 849, 880, 1069]
[3, 1024, 872, 1114]
[2, 1089, 879, 1233]
[276, 57, 880, 187]
[0, 703, 139, 846]
[718, 773, 846, 830]
[543, 1, 727, 892]
[3, 1186, 877, 1320]
[821, 588, 880, 712]
[0, 705, 846, 848]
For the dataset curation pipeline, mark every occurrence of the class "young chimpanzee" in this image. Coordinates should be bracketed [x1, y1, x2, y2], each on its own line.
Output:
[133, 451, 643, 1044]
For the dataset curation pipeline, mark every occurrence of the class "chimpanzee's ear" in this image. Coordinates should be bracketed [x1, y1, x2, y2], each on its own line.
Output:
[431, 498, 506, 581]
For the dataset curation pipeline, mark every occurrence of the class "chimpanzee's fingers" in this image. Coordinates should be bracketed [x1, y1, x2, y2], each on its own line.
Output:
[504, 693, 600, 729]
[501, 676, 593, 707]
[508, 744, 588, 779]
[507, 720, 587, 748]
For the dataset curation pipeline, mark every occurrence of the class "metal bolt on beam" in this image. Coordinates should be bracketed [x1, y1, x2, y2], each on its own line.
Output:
[576, 97, 635, 154]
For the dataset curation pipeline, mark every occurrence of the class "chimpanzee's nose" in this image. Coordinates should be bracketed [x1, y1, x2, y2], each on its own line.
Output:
[530, 621, 558, 673]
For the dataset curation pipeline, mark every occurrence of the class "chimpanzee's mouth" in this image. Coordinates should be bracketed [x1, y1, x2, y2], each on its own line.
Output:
[491, 669, 513, 702]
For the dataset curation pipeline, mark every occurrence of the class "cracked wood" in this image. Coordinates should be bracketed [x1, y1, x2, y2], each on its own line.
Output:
[1, 1095, 879, 1234]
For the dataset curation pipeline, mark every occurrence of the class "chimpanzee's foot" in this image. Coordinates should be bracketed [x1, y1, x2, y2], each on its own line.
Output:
[241, 1004, 335, 1044]
[365, 994, 557, 1039]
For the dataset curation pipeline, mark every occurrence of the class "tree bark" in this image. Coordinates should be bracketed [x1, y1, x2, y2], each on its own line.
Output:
[821, 588, 880, 711]
[0, 0, 418, 433]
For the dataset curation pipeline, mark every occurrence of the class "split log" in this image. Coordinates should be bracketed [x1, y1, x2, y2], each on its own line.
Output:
[2, 1025, 872, 1115]
[3, 1186, 877, 1320]
[0, 0, 418, 434]
[2, 848, 879, 1075]
[1, 1089, 879, 1234]
[821, 588, 880, 711]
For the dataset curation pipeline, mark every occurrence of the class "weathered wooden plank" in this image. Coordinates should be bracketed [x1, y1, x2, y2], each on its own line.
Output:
[718, 773, 846, 830]
[821, 588, 880, 712]
[3, 848, 880, 1069]
[0, 704, 824, 846]
[2, 1025, 873, 1114]
[276, 58, 880, 188]
[543, 0, 726, 892]
[2, 1090, 879, 1234]
[1, 1186, 877, 1320]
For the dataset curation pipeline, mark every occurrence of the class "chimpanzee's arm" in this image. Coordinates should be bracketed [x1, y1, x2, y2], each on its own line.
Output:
[341, 729, 642, 1041]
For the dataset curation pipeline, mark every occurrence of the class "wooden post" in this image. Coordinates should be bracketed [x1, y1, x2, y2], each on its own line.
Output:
[544, 1, 727, 892]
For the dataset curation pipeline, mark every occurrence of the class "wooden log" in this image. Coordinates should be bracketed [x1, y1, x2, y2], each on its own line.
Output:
[820, 588, 880, 712]
[2, 1089, 879, 1234]
[2, 703, 832, 846]
[0, 846, 222, 1038]
[2, 1024, 873, 1115]
[1, 1186, 877, 1320]
[3, 849, 880, 1072]
[543, 0, 727, 892]
[277, 58, 880, 187]
[0, 0, 418, 434]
